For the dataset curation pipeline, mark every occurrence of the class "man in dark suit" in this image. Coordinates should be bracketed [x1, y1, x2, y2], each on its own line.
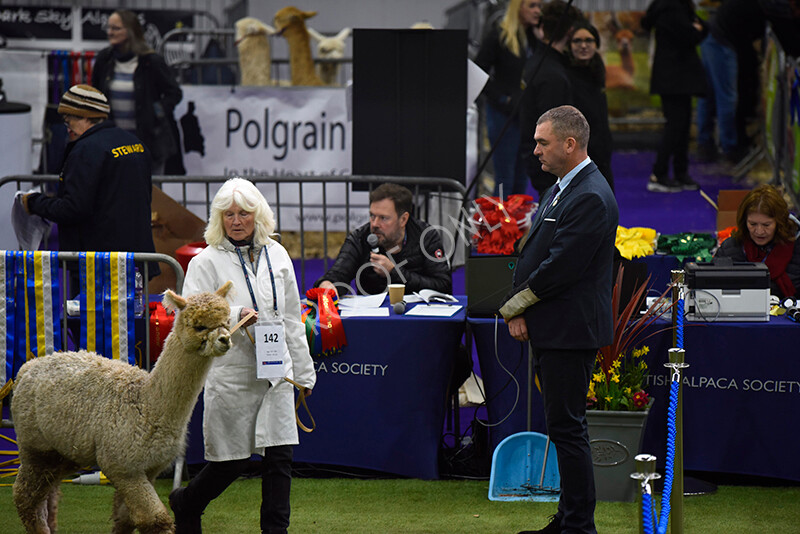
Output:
[500, 105, 618, 534]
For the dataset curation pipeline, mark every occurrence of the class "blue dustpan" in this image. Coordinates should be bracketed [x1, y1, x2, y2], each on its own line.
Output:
[489, 431, 560, 502]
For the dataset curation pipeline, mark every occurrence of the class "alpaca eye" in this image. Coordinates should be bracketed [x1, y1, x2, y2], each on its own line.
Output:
[193, 326, 206, 332]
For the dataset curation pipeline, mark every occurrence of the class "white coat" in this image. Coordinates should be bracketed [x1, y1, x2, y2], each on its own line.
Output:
[183, 238, 316, 461]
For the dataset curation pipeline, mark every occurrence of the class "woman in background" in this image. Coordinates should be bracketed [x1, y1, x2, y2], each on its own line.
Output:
[641, 0, 707, 193]
[171, 178, 316, 534]
[714, 184, 800, 299]
[92, 9, 183, 174]
[474, 0, 543, 198]
[566, 19, 614, 191]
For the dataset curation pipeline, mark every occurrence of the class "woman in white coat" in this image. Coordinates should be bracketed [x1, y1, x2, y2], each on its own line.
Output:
[170, 178, 316, 534]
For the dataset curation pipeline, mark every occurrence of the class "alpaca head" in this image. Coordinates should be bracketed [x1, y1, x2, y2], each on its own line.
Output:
[308, 27, 350, 59]
[163, 281, 233, 358]
[235, 16, 276, 42]
[615, 29, 634, 52]
[273, 6, 317, 36]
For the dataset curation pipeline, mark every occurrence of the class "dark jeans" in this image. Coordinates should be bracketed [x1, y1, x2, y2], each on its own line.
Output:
[533, 346, 597, 534]
[182, 445, 293, 533]
[653, 94, 692, 179]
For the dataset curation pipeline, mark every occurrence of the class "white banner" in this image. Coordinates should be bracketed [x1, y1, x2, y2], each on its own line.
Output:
[172, 85, 365, 231]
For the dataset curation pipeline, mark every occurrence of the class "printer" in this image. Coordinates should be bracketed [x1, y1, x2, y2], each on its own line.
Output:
[684, 260, 770, 322]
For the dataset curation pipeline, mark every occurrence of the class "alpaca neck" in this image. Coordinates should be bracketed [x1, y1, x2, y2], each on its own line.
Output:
[621, 49, 634, 75]
[284, 27, 315, 81]
[143, 333, 212, 427]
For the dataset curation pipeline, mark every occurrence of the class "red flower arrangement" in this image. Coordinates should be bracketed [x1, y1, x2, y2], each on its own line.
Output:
[471, 194, 535, 255]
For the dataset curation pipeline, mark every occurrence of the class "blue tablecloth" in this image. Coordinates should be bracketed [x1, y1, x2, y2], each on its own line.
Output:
[470, 314, 800, 482]
[640, 316, 800, 482]
[186, 297, 467, 479]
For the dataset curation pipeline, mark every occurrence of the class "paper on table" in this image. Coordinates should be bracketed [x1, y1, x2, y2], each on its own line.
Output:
[340, 307, 390, 317]
[338, 293, 387, 309]
[405, 304, 462, 317]
[12, 187, 51, 250]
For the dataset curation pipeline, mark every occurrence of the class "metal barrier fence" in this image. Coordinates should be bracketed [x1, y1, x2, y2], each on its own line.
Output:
[1, 174, 469, 291]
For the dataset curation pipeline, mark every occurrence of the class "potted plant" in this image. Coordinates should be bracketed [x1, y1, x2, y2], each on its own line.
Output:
[586, 263, 674, 502]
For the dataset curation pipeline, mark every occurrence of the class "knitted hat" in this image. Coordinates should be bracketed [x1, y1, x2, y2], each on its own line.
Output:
[57, 84, 110, 119]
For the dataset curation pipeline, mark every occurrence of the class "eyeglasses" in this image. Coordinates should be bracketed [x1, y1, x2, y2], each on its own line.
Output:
[106, 25, 124, 32]
[571, 38, 597, 46]
[62, 115, 79, 126]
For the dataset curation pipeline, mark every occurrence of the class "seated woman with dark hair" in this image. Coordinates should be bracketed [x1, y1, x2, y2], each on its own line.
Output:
[714, 184, 800, 299]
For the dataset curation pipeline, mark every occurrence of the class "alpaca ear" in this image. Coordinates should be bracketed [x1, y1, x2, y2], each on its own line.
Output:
[307, 27, 324, 42]
[162, 289, 186, 312]
[264, 23, 277, 35]
[301, 10, 317, 21]
[335, 28, 351, 41]
[216, 280, 234, 298]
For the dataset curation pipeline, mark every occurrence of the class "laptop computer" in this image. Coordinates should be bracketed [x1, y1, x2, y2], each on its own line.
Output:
[466, 255, 518, 316]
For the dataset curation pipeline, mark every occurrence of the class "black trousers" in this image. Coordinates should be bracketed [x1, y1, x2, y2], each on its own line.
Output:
[653, 94, 692, 179]
[182, 445, 293, 533]
[533, 346, 597, 534]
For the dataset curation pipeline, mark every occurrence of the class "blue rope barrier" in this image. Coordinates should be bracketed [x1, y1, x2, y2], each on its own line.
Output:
[643, 491, 655, 534]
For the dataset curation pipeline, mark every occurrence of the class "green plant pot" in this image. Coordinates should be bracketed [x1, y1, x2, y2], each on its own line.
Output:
[586, 402, 652, 502]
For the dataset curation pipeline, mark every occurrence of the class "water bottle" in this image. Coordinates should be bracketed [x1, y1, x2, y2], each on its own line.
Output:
[134, 270, 144, 317]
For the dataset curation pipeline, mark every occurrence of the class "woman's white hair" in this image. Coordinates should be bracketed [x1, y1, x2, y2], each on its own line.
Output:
[204, 178, 276, 246]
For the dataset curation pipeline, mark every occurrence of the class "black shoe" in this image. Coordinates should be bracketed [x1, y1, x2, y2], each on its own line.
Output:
[674, 173, 699, 191]
[646, 174, 682, 193]
[518, 514, 562, 533]
[169, 487, 202, 534]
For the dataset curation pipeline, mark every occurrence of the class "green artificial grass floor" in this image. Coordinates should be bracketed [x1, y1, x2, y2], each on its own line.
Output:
[2, 476, 799, 533]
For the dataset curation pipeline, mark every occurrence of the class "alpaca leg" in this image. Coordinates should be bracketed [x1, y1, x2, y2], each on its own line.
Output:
[112, 475, 174, 534]
[111, 490, 136, 534]
[13, 450, 68, 534]
[45, 484, 62, 533]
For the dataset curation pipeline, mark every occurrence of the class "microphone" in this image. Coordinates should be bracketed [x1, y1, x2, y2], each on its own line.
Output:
[367, 233, 379, 253]
[393, 301, 407, 314]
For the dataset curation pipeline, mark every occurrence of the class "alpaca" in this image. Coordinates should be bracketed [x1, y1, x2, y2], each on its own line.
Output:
[12, 282, 233, 534]
[235, 16, 275, 86]
[273, 6, 324, 86]
[307, 27, 351, 86]
[606, 29, 636, 91]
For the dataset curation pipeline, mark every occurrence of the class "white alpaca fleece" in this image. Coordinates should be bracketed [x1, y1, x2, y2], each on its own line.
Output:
[236, 16, 274, 86]
[12, 283, 233, 534]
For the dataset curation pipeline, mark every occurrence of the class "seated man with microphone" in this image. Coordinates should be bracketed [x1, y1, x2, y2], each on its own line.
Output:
[315, 182, 452, 298]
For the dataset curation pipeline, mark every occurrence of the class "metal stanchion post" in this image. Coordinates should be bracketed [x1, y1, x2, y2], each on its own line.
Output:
[667, 347, 687, 534]
[631, 454, 661, 534]
[669, 270, 685, 534]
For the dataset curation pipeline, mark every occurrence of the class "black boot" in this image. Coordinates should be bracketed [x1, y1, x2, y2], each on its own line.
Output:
[169, 487, 202, 534]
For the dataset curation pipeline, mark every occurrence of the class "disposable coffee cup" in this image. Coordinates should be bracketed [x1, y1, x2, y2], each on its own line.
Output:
[388, 284, 405, 305]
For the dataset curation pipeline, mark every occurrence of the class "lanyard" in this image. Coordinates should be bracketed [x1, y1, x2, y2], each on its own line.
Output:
[235, 244, 279, 317]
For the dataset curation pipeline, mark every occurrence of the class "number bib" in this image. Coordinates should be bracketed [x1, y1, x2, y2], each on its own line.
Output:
[255, 319, 286, 380]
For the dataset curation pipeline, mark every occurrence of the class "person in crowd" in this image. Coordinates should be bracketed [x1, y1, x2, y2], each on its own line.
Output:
[642, 0, 708, 193]
[92, 9, 183, 174]
[696, 0, 766, 164]
[518, 0, 583, 201]
[714, 184, 800, 299]
[474, 0, 543, 198]
[566, 19, 615, 191]
[22, 84, 158, 279]
[315, 183, 452, 297]
[170, 178, 315, 534]
[500, 106, 618, 534]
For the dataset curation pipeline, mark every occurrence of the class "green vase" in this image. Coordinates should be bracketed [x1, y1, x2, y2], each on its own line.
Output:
[586, 402, 652, 502]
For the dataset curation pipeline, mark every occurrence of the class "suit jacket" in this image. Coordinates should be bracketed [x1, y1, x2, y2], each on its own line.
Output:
[511, 161, 619, 350]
